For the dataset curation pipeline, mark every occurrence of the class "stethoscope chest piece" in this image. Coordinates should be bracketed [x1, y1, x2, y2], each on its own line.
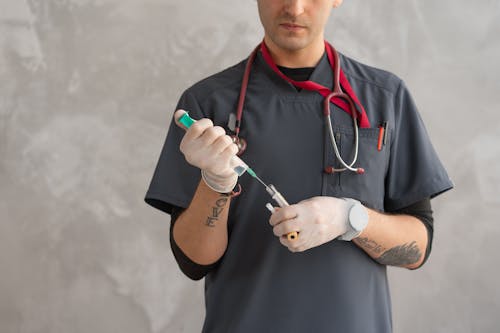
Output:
[228, 113, 247, 156]
[231, 135, 247, 156]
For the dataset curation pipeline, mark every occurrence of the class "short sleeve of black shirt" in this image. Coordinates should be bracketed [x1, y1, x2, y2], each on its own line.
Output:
[383, 81, 453, 211]
[144, 91, 206, 214]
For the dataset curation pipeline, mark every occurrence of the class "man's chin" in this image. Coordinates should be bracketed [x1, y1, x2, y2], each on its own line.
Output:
[269, 36, 310, 53]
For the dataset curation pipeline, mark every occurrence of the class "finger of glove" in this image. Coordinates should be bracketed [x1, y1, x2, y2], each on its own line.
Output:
[273, 219, 300, 238]
[269, 205, 299, 227]
[182, 118, 215, 142]
[180, 124, 225, 161]
[201, 137, 239, 175]
[210, 134, 237, 155]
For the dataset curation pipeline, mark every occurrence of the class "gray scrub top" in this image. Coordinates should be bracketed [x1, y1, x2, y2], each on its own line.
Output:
[145, 50, 453, 333]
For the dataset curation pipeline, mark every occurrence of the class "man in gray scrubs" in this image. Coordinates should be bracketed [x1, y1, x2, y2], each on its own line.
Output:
[145, 1, 453, 332]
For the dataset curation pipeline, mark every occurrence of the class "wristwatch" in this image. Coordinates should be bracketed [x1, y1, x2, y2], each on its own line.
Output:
[339, 199, 369, 241]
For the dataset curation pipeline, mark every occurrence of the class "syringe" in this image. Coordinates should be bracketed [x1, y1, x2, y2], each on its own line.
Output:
[177, 111, 298, 241]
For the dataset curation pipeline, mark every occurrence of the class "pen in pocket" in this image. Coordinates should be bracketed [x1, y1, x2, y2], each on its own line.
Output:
[377, 121, 388, 151]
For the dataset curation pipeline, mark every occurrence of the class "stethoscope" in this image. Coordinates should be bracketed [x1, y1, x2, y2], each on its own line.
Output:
[231, 41, 366, 175]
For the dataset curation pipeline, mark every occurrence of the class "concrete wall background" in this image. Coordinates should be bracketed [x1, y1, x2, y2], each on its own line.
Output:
[0, 0, 498, 332]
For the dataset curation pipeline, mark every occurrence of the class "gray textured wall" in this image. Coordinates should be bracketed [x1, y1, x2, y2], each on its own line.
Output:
[1, 1, 498, 332]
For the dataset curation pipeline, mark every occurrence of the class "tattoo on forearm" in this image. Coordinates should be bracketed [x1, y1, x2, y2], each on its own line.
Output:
[205, 197, 228, 227]
[356, 237, 387, 254]
[377, 241, 422, 266]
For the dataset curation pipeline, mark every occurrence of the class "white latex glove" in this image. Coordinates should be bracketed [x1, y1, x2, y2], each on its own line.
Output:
[174, 110, 238, 193]
[268, 196, 352, 252]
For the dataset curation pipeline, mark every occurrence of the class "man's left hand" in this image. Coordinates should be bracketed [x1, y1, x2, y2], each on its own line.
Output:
[269, 196, 352, 252]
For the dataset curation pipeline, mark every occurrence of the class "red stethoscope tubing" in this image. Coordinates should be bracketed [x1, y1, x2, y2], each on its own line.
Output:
[232, 42, 366, 174]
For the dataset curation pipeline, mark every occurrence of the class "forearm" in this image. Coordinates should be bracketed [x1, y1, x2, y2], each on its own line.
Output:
[353, 209, 428, 269]
[173, 179, 231, 265]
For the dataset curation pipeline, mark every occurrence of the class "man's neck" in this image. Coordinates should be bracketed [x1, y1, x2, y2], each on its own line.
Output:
[263, 36, 325, 68]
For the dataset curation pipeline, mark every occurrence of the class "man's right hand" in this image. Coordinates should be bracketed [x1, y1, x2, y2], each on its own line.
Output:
[174, 109, 239, 193]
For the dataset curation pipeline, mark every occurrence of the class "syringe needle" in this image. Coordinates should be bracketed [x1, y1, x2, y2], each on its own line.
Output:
[246, 167, 269, 188]
[254, 174, 269, 188]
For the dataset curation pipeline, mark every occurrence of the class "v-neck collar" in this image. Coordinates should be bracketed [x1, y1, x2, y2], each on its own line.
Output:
[255, 50, 334, 97]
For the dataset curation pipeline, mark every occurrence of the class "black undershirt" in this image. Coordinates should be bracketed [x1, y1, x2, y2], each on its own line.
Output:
[168, 66, 435, 280]
[278, 65, 315, 83]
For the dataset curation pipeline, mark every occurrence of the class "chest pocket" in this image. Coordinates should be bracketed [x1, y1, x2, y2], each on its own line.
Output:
[326, 125, 391, 211]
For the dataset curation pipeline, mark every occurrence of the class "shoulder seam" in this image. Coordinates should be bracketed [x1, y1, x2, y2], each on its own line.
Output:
[342, 68, 400, 96]
[186, 62, 245, 107]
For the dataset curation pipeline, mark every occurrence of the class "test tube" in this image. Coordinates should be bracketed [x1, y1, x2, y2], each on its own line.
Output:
[178, 111, 249, 176]
[264, 185, 298, 241]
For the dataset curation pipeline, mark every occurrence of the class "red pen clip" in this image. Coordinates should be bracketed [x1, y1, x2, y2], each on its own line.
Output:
[377, 122, 387, 151]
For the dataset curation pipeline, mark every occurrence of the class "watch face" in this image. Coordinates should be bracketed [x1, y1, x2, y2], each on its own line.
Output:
[350, 203, 368, 231]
